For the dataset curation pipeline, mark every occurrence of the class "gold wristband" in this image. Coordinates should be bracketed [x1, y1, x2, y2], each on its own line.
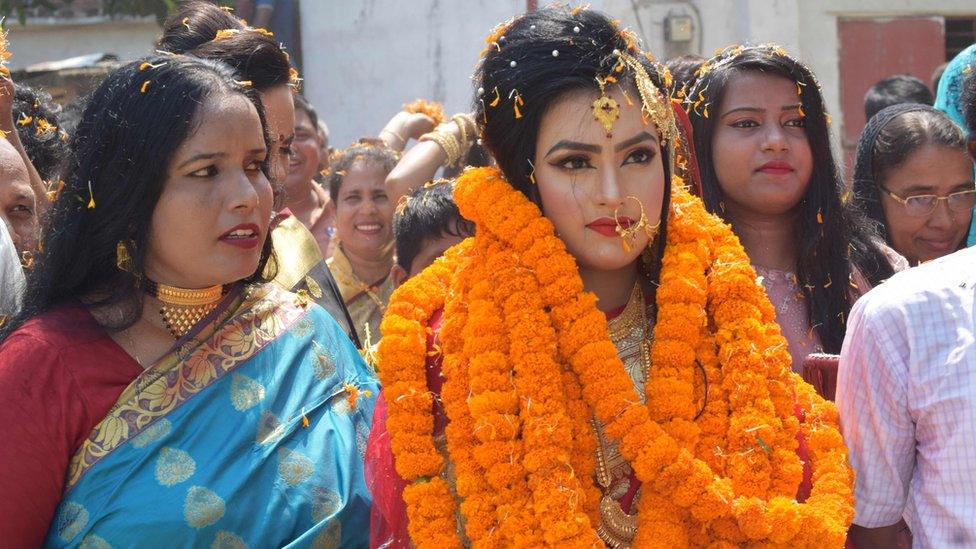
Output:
[381, 129, 407, 148]
[420, 130, 462, 167]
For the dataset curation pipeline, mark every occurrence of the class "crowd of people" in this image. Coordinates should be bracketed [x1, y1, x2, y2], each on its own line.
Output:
[0, 1, 974, 547]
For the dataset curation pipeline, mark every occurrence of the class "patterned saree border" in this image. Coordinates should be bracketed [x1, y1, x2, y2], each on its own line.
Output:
[64, 283, 310, 491]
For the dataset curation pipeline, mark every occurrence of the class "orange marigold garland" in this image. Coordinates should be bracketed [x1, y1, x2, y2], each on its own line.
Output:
[403, 98, 446, 127]
[378, 166, 854, 547]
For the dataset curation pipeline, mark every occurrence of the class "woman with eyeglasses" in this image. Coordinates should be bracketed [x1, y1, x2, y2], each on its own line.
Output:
[853, 104, 975, 265]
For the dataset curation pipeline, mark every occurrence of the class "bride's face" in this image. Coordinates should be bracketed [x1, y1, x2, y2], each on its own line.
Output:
[534, 86, 666, 273]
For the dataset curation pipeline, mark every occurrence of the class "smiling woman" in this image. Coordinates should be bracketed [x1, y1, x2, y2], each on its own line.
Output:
[325, 139, 400, 344]
[852, 104, 974, 265]
[0, 56, 377, 547]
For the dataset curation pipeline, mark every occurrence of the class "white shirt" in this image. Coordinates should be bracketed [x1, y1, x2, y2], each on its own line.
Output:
[837, 247, 976, 548]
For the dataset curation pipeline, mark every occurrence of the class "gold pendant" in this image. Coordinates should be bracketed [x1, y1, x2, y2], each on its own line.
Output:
[159, 302, 219, 339]
[593, 75, 620, 137]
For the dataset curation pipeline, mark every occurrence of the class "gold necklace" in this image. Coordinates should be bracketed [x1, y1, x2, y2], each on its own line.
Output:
[146, 280, 225, 339]
[595, 283, 652, 548]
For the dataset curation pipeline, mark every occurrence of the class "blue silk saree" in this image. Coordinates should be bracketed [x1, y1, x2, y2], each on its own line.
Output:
[44, 283, 377, 548]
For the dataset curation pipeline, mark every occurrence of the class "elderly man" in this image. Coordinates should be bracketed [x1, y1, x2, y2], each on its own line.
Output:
[0, 138, 37, 258]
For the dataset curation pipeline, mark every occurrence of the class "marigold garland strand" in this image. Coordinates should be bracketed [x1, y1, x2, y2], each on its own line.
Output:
[377, 166, 854, 548]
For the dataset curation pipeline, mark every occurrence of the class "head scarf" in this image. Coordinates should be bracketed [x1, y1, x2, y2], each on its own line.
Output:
[0, 222, 24, 317]
[852, 103, 946, 242]
[935, 43, 975, 132]
[934, 43, 976, 245]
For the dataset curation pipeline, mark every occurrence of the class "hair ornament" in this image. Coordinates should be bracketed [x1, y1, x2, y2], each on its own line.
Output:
[140, 80, 151, 93]
[552, 49, 559, 57]
[526, 158, 536, 184]
[617, 50, 678, 141]
[46, 179, 65, 202]
[481, 18, 514, 57]
[235, 80, 253, 88]
[16, 113, 31, 127]
[510, 60, 517, 68]
[213, 29, 240, 41]
[86, 179, 95, 209]
[592, 76, 620, 137]
[489, 86, 501, 108]
[510, 88, 524, 119]
[182, 17, 190, 30]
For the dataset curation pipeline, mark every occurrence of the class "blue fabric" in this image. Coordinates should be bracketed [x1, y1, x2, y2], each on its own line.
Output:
[43, 287, 377, 548]
[934, 43, 976, 246]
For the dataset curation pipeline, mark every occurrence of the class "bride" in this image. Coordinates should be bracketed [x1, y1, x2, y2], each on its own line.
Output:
[367, 6, 854, 547]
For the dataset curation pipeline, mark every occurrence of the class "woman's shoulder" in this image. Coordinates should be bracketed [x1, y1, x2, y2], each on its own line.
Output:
[0, 304, 106, 362]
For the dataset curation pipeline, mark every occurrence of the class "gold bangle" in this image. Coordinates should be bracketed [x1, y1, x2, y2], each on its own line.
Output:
[452, 114, 469, 145]
[420, 130, 462, 166]
[381, 129, 406, 148]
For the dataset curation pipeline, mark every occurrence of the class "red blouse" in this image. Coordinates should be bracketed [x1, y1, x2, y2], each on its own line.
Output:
[0, 306, 140, 547]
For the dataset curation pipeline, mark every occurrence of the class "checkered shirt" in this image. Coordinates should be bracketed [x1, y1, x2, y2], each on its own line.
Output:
[837, 247, 976, 547]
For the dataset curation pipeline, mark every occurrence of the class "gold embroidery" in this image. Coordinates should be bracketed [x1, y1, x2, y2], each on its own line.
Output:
[131, 418, 171, 448]
[211, 530, 248, 549]
[155, 447, 196, 486]
[278, 447, 315, 486]
[184, 486, 225, 529]
[291, 315, 314, 338]
[230, 374, 266, 412]
[311, 486, 343, 522]
[55, 502, 89, 542]
[66, 284, 308, 489]
[79, 534, 112, 549]
[312, 340, 337, 380]
[305, 274, 324, 299]
[311, 520, 342, 549]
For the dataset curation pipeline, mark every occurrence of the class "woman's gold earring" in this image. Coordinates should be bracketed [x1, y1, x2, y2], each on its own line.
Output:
[116, 240, 134, 273]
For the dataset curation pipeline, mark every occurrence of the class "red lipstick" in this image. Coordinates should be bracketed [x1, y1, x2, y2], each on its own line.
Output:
[586, 217, 632, 237]
[219, 223, 261, 249]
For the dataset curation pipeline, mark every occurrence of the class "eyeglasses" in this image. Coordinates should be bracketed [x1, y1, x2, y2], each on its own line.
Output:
[879, 186, 976, 217]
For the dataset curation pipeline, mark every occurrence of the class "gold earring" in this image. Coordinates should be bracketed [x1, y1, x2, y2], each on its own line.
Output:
[116, 239, 134, 273]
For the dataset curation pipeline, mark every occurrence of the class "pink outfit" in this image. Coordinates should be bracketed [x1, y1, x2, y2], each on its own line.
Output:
[756, 266, 823, 374]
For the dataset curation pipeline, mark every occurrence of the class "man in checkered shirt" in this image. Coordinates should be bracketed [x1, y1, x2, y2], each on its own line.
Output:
[838, 76, 976, 548]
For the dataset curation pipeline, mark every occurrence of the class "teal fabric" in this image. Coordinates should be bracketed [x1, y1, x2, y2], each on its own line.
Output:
[934, 43, 976, 246]
[43, 289, 377, 548]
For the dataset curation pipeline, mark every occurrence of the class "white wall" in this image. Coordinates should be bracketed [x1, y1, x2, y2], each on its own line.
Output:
[301, 0, 524, 149]
[6, 18, 161, 70]
[300, 0, 974, 149]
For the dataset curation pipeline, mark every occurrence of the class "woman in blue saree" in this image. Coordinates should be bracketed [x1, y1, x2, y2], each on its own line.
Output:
[0, 55, 376, 547]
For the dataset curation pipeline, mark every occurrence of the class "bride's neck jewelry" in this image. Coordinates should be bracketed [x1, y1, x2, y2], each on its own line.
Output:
[145, 280, 225, 339]
[613, 195, 660, 252]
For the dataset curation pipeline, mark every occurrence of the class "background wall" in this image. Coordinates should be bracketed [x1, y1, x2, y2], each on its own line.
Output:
[301, 0, 975, 177]
[300, 0, 524, 149]
[6, 18, 159, 70]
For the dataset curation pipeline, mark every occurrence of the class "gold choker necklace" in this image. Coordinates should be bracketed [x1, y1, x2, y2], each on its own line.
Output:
[146, 281, 225, 339]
